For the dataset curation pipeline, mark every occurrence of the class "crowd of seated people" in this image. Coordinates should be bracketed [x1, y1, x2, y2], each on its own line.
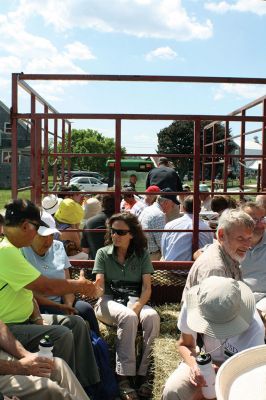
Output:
[1, 187, 266, 399]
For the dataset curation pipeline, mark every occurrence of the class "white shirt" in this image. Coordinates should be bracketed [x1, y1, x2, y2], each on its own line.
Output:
[178, 303, 264, 363]
[241, 232, 266, 303]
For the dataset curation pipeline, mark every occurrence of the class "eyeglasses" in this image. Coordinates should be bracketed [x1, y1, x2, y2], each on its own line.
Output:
[253, 217, 266, 224]
[28, 221, 40, 230]
[111, 228, 130, 236]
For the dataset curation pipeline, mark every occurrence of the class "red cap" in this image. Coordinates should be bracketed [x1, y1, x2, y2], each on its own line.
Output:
[145, 185, 160, 193]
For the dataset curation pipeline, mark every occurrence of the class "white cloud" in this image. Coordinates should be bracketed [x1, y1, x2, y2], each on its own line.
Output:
[64, 41, 96, 60]
[214, 83, 266, 101]
[205, 0, 266, 15]
[0, 5, 96, 104]
[0, 56, 22, 73]
[145, 46, 179, 61]
[13, 0, 213, 41]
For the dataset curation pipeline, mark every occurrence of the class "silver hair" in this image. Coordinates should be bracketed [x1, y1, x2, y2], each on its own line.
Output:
[218, 208, 254, 234]
[256, 195, 266, 208]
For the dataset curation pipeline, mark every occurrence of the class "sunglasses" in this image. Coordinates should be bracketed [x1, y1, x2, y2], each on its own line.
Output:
[111, 228, 130, 236]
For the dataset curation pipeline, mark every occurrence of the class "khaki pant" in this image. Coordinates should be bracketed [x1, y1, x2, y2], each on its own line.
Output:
[95, 295, 160, 376]
[162, 362, 205, 400]
[8, 314, 99, 387]
[0, 351, 89, 400]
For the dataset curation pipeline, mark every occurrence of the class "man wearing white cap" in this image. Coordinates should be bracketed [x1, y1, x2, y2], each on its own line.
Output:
[162, 276, 264, 400]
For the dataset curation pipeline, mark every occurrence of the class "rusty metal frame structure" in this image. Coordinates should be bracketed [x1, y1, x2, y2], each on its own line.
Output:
[10, 73, 266, 262]
[203, 94, 266, 194]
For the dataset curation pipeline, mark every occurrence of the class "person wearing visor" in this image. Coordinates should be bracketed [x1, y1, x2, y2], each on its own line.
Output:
[93, 212, 160, 400]
[21, 214, 100, 335]
[0, 199, 102, 390]
[162, 276, 264, 400]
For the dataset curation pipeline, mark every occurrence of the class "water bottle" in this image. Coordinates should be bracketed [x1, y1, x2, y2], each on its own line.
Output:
[38, 335, 54, 359]
[196, 352, 216, 399]
[127, 296, 139, 309]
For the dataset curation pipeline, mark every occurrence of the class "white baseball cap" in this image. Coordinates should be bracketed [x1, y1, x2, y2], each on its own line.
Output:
[38, 213, 60, 237]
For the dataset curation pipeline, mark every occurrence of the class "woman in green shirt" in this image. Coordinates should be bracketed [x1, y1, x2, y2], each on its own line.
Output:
[93, 213, 160, 400]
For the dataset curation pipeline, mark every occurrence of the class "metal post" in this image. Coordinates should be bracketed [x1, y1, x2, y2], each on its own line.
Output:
[202, 128, 206, 182]
[30, 93, 36, 202]
[43, 105, 49, 193]
[210, 125, 216, 193]
[115, 119, 122, 213]
[61, 120, 65, 185]
[53, 119, 58, 187]
[223, 121, 229, 192]
[35, 119, 42, 205]
[239, 110, 246, 198]
[11, 74, 18, 200]
[262, 99, 266, 190]
[192, 119, 201, 254]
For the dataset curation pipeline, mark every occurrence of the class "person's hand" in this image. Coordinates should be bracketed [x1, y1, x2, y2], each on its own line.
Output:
[59, 303, 76, 315]
[4, 396, 20, 400]
[78, 269, 99, 298]
[189, 365, 206, 387]
[18, 353, 54, 377]
[93, 282, 104, 298]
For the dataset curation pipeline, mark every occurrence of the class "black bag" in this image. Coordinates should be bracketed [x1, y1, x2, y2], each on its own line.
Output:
[110, 280, 142, 306]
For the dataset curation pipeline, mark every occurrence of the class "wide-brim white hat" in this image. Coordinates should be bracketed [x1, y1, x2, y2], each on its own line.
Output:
[215, 345, 266, 400]
[186, 276, 255, 339]
[42, 195, 62, 215]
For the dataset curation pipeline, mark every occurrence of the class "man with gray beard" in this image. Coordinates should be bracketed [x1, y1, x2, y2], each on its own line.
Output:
[182, 209, 255, 301]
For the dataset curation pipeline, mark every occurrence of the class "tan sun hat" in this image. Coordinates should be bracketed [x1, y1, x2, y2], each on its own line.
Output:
[186, 276, 255, 339]
[215, 345, 266, 400]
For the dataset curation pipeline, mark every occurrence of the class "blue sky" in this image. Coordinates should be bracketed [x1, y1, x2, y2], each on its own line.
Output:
[0, 0, 266, 153]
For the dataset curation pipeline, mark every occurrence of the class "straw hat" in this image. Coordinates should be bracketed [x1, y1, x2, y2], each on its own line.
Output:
[42, 194, 62, 215]
[54, 198, 84, 225]
[186, 276, 255, 339]
[216, 345, 266, 400]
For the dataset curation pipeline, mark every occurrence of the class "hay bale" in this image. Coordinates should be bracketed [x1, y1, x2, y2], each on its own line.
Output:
[151, 335, 181, 400]
[155, 303, 180, 336]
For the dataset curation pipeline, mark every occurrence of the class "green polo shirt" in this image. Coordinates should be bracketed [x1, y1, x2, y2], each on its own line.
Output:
[93, 245, 154, 295]
[0, 237, 40, 323]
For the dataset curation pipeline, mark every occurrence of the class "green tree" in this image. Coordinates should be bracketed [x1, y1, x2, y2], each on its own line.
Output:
[157, 121, 236, 179]
[49, 129, 126, 175]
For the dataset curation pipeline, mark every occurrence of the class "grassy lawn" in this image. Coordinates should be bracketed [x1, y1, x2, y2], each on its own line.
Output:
[0, 189, 32, 210]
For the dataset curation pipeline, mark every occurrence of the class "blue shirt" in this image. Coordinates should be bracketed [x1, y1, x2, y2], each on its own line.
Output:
[21, 240, 71, 302]
[161, 213, 214, 261]
[240, 231, 266, 302]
